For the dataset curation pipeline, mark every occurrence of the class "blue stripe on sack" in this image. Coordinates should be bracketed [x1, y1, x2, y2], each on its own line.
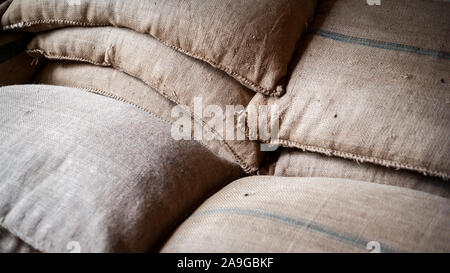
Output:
[194, 207, 398, 253]
[311, 29, 450, 60]
[0, 34, 32, 64]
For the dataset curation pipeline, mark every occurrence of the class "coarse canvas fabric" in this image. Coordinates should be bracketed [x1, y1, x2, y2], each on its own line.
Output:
[246, 0, 450, 179]
[161, 176, 450, 253]
[0, 84, 242, 252]
[1, 0, 317, 96]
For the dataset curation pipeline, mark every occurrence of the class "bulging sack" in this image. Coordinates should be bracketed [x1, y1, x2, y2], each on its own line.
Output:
[27, 26, 264, 173]
[247, 0, 450, 179]
[1, 0, 317, 96]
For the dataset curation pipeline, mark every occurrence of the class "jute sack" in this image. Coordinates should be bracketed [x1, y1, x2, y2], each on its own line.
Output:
[161, 176, 450, 253]
[247, 0, 450, 179]
[1, 0, 317, 96]
[27, 27, 263, 173]
[273, 149, 450, 198]
[34, 61, 261, 167]
[0, 84, 242, 252]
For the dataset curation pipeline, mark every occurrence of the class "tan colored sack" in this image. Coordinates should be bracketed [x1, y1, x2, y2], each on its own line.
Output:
[28, 27, 264, 173]
[273, 149, 450, 198]
[161, 176, 450, 253]
[1, 0, 317, 96]
[247, 0, 450, 179]
[0, 84, 242, 252]
[34, 61, 261, 168]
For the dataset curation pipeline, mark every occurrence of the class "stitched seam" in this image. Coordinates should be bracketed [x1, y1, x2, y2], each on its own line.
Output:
[7, 19, 283, 96]
[150, 35, 283, 97]
[260, 138, 449, 180]
[32, 47, 444, 177]
[28, 49, 257, 173]
[2, 19, 108, 29]
[60, 85, 174, 125]
[46, 84, 231, 158]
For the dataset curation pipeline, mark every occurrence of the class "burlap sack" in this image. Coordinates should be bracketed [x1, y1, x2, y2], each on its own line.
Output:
[273, 149, 450, 198]
[161, 176, 450, 253]
[0, 84, 242, 252]
[247, 0, 450, 179]
[34, 61, 261, 168]
[1, 0, 317, 96]
[27, 27, 264, 173]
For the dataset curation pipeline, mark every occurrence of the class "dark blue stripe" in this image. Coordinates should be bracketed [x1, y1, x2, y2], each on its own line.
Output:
[0, 34, 32, 64]
[194, 207, 399, 253]
[311, 29, 450, 60]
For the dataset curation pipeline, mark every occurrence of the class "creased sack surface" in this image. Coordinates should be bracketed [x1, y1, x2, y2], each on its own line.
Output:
[1, 0, 317, 96]
[34, 61, 255, 169]
[27, 26, 263, 173]
[161, 176, 450, 253]
[248, 0, 450, 179]
[273, 149, 450, 198]
[0, 84, 242, 252]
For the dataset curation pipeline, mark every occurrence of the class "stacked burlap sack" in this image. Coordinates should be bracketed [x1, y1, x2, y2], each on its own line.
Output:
[0, 0, 449, 252]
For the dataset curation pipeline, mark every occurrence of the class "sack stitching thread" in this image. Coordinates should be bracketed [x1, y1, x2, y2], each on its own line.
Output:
[28, 49, 257, 173]
[5, 19, 284, 96]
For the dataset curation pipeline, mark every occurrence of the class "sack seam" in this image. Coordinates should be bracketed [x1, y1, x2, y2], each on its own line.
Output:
[2, 19, 108, 29]
[28, 48, 445, 177]
[0, 82, 241, 253]
[56, 85, 174, 125]
[43, 84, 230, 162]
[260, 138, 449, 180]
[28, 49, 257, 173]
[5, 19, 284, 96]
